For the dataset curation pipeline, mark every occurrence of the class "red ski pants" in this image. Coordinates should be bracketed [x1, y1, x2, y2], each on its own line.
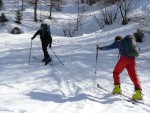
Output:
[113, 56, 142, 90]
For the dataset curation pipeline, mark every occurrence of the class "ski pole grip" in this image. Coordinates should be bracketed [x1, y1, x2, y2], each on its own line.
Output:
[96, 45, 99, 50]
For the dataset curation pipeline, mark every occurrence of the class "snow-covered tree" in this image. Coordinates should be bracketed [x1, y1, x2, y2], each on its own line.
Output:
[15, 9, 23, 24]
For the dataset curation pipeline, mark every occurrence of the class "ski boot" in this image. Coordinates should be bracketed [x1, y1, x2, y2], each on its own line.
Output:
[45, 57, 52, 65]
[42, 58, 46, 62]
[132, 90, 143, 100]
[112, 85, 122, 94]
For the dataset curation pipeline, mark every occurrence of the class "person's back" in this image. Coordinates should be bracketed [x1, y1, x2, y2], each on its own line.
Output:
[121, 35, 139, 57]
[98, 35, 139, 58]
[40, 23, 52, 43]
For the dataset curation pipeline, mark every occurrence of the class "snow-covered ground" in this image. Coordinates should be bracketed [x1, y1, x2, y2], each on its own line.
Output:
[0, 0, 150, 113]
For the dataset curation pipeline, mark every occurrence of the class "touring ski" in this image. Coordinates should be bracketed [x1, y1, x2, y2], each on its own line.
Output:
[32, 55, 52, 66]
[97, 84, 150, 106]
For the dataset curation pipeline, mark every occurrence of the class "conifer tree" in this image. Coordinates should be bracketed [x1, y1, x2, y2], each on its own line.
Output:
[0, 13, 7, 26]
[15, 9, 23, 24]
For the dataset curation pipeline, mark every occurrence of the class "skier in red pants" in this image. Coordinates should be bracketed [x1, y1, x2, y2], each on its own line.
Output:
[97, 35, 143, 100]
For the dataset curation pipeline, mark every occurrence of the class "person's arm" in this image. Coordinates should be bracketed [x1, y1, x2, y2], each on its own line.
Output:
[98, 41, 119, 50]
[31, 30, 41, 40]
[49, 35, 52, 48]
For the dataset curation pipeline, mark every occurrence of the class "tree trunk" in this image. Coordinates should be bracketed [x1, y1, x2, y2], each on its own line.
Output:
[81, 0, 84, 3]
[34, 0, 38, 22]
[119, 5, 128, 25]
[21, 0, 23, 11]
[48, 0, 53, 19]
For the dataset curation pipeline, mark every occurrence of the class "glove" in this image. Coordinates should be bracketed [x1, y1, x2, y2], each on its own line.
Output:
[31, 37, 34, 40]
[99, 47, 104, 50]
[96, 45, 99, 50]
[49, 44, 51, 48]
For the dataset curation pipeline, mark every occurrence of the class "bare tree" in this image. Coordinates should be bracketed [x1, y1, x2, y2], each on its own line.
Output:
[62, 15, 84, 37]
[84, 0, 104, 5]
[48, 0, 53, 19]
[98, 0, 119, 25]
[93, 15, 105, 29]
[75, 0, 85, 31]
[48, 0, 65, 19]
[63, 19, 77, 37]
[52, 0, 65, 11]
[81, 0, 84, 3]
[34, 0, 38, 22]
[21, 0, 24, 11]
[117, 0, 133, 25]
[88, 0, 96, 5]
[76, 0, 80, 31]
[132, 11, 150, 33]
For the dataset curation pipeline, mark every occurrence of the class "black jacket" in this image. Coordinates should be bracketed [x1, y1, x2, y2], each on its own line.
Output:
[32, 29, 52, 45]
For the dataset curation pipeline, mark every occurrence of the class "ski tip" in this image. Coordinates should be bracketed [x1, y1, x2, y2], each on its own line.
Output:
[97, 84, 100, 88]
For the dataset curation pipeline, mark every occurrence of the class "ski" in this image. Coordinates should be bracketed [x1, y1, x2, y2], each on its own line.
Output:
[32, 55, 52, 66]
[32, 56, 42, 63]
[97, 84, 150, 106]
[121, 93, 144, 105]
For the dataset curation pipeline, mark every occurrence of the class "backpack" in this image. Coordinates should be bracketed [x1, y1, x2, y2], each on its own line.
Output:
[122, 35, 139, 57]
[41, 23, 50, 37]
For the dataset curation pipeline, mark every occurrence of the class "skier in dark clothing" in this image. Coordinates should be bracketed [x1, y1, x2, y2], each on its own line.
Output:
[31, 23, 52, 65]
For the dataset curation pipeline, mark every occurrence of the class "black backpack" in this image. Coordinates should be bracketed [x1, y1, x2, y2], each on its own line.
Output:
[41, 23, 50, 37]
[122, 35, 139, 57]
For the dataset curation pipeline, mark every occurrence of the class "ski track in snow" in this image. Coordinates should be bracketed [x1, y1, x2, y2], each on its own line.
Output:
[1, 0, 150, 113]
[1, 29, 150, 113]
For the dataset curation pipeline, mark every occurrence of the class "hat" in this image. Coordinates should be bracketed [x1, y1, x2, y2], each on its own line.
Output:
[40, 23, 47, 30]
[115, 36, 123, 41]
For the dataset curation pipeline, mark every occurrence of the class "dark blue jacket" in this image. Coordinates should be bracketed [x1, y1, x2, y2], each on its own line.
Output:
[99, 41, 134, 58]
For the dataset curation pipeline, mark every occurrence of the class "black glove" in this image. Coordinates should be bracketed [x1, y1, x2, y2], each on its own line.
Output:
[49, 44, 51, 48]
[31, 37, 34, 40]
[99, 47, 104, 50]
[96, 45, 99, 50]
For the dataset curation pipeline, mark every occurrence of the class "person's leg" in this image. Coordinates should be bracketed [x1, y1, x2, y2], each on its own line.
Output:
[112, 56, 127, 94]
[113, 56, 127, 85]
[42, 42, 50, 60]
[126, 58, 142, 100]
[126, 58, 142, 90]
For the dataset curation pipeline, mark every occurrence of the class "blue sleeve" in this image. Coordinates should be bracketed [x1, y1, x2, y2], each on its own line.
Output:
[99, 41, 119, 50]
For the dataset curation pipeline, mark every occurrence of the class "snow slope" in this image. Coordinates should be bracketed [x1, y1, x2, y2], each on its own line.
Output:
[0, 0, 150, 113]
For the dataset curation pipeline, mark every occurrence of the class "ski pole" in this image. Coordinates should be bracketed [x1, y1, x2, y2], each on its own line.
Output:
[28, 39, 32, 63]
[95, 45, 99, 74]
[50, 48, 64, 66]
[94, 45, 99, 92]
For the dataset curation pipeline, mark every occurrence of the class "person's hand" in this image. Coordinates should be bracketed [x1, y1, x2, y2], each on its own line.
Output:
[31, 37, 34, 40]
[49, 44, 51, 48]
[96, 45, 99, 50]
